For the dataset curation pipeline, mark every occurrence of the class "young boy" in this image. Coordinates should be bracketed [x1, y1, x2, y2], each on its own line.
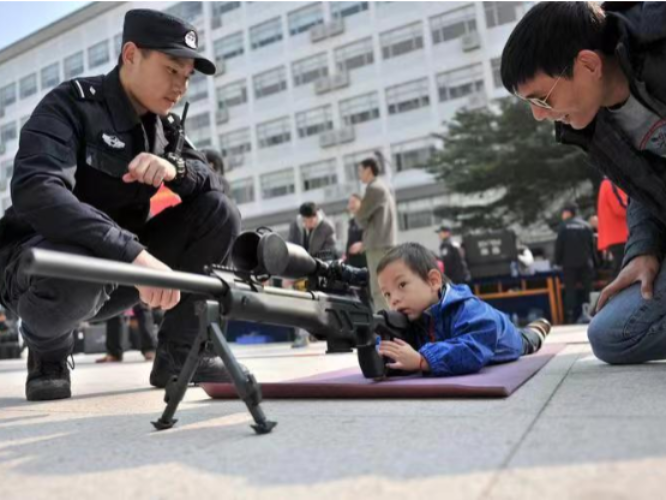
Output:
[376, 243, 550, 377]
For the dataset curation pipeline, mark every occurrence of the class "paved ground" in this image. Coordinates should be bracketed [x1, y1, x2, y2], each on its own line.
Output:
[1, 326, 665, 500]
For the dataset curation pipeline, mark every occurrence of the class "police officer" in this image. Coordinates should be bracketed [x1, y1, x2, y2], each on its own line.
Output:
[554, 203, 597, 323]
[0, 9, 241, 401]
[436, 225, 470, 284]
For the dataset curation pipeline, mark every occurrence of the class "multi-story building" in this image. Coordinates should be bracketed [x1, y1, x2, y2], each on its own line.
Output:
[0, 1, 531, 252]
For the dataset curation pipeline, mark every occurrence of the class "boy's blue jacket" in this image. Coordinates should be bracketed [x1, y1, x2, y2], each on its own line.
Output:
[411, 284, 523, 377]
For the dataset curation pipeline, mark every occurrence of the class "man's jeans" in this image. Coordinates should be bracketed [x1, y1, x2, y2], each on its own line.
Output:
[588, 257, 666, 364]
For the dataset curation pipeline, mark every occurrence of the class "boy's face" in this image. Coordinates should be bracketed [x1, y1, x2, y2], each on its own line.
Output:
[378, 260, 443, 321]
[515, 51, 605, 130]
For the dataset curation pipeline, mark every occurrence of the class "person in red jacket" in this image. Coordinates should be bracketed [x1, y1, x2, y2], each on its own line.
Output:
[597, 178, 629, 278]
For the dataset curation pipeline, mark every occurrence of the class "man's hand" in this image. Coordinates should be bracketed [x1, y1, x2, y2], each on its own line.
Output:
[123, 153, 176, 187]
[596, 254, 660, 313]
[132, 250, 181, 310]
[377, 338, 427, 372]
[349, 242, 364, 255]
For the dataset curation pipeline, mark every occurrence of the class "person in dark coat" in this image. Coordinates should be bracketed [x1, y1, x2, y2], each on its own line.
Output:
[436, 225, 470, 284]
[345, 194, 367, 270]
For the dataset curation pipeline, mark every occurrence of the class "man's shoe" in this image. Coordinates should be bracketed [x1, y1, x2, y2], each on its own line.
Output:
[291, 331, 310, 349]
[149, 341, 237, 389]
[26, 349, 72, 401]
[95, 354, 122, 363]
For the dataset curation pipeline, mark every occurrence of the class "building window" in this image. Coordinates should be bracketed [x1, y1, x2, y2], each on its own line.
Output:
[250, 17, 283, 50]
[484, 2, 527, 28]
[288, 3, 324, 36]
[165, 1, 203, 24]
[0, 83, 16, 108]
[88, 40, 110, 69]
[340, 92, 380, 126]
[296, 105, 333, 138]
[187, 72, 208, 102]
[334, 37, 374, 72]
[257, 117, 291, 148]
[187, 112, 212, 148]
[292, 53, 328, 87]
[1, 122, 17, 144]
[261, 168, 295, 199]
[331, 1, 369, 19]
[254, 66, 287, 99]
[380, 22, 424, 60]
[437, 64, 485, 102]
[391, 137, 436, 172]
[212, 2, 241, 29]
[41, 63, 60, 90]
[19, 75, 37, 100]
[113, 33, 123, 58]
[64, 52, 84, 79]
[230, 177, 255, 204]
[386, 78, 430, 115]
[398, 198, 439, 230]
[430, 5, 477, 44]
[301, 159, 337, 191]
[214, 32, 244, 66]
[343, 148, 378, 181]
[219, 127, 252, 159]
[217, 80, 248, 110]
[491, 57, 503, 88]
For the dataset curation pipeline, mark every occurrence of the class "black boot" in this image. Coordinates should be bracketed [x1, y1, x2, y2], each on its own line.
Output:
[26, 349, 72, 401]
[149, 340, 238, 389]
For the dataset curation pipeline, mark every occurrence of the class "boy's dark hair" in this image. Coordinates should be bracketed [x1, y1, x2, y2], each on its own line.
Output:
[360, 158, 379, 177]
[501, 2, 610, 94]
[377, 243, 450, 285]
[202, 148, 225, 175]
[299, 202, 318, 218]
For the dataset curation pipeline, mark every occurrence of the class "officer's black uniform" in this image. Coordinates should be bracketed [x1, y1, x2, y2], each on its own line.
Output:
[555, 216, 596, 323]
[0, 9, 240, 400]
[436, 226, 471, 284]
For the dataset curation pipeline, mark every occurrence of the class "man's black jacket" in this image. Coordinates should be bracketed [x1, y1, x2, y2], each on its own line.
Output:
[555, 217, 596, 269]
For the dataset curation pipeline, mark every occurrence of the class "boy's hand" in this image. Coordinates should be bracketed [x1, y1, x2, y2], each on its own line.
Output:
[377, 339, 425, 371]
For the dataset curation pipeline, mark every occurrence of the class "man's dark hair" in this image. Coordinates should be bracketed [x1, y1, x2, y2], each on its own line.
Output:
[562, 203, 578, 216]
[377, 243, 450, 285]
[501, 2, 610, 94]
[202, 148, 225, 175]
[350, 193, 362, 201]
[360, 158, 379, 177]
[299, 202, 318, 218]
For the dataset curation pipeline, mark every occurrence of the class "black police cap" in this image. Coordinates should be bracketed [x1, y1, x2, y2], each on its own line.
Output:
[123, 9, 216, 75]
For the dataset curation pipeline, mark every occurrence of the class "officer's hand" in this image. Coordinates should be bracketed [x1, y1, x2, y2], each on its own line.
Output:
[596, 254, 660, 313]
[124, 153, 176, 187]
[132, 250, 181, 310]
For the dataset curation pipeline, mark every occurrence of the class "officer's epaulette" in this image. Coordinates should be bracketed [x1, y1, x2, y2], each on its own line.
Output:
[70, 78, 104, 101]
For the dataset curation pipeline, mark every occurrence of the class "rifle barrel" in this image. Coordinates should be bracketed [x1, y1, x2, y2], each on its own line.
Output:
[24, 249, 226, 296]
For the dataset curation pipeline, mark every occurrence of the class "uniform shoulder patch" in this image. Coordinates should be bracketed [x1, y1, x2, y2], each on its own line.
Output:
[70, 79, 104, 101]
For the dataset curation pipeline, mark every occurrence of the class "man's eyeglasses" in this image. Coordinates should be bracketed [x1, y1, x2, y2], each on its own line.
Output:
[515, 67, 569, 110]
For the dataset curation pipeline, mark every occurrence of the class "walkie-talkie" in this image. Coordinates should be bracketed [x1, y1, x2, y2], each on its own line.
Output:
[165, 102, 189, 180]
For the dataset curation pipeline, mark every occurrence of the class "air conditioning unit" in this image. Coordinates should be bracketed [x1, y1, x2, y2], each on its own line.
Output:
[319, 130, 337, 148]
[336, 126, 355, 144]
[314, 76, 331, 95]
[330, 71, 350, 90]
[467, 93, 487, 110]
[216, 107, 229, 124]
[215, 59, 226, 76]
[310, 24, 327, 43]
[326, 18, 345, 37]
[461, 32, 481, 52]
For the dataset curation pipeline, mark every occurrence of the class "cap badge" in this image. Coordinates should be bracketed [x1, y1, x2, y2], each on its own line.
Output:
[184, 31, 197, 49]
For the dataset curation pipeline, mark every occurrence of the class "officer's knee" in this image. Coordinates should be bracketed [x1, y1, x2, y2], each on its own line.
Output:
[19, 280, 112, 338]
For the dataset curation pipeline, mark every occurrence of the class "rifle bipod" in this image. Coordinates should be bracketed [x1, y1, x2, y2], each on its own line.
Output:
[151, 300, 277, 435]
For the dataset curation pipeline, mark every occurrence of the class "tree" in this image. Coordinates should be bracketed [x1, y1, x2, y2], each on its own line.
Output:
[428, 98, 601, 232]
